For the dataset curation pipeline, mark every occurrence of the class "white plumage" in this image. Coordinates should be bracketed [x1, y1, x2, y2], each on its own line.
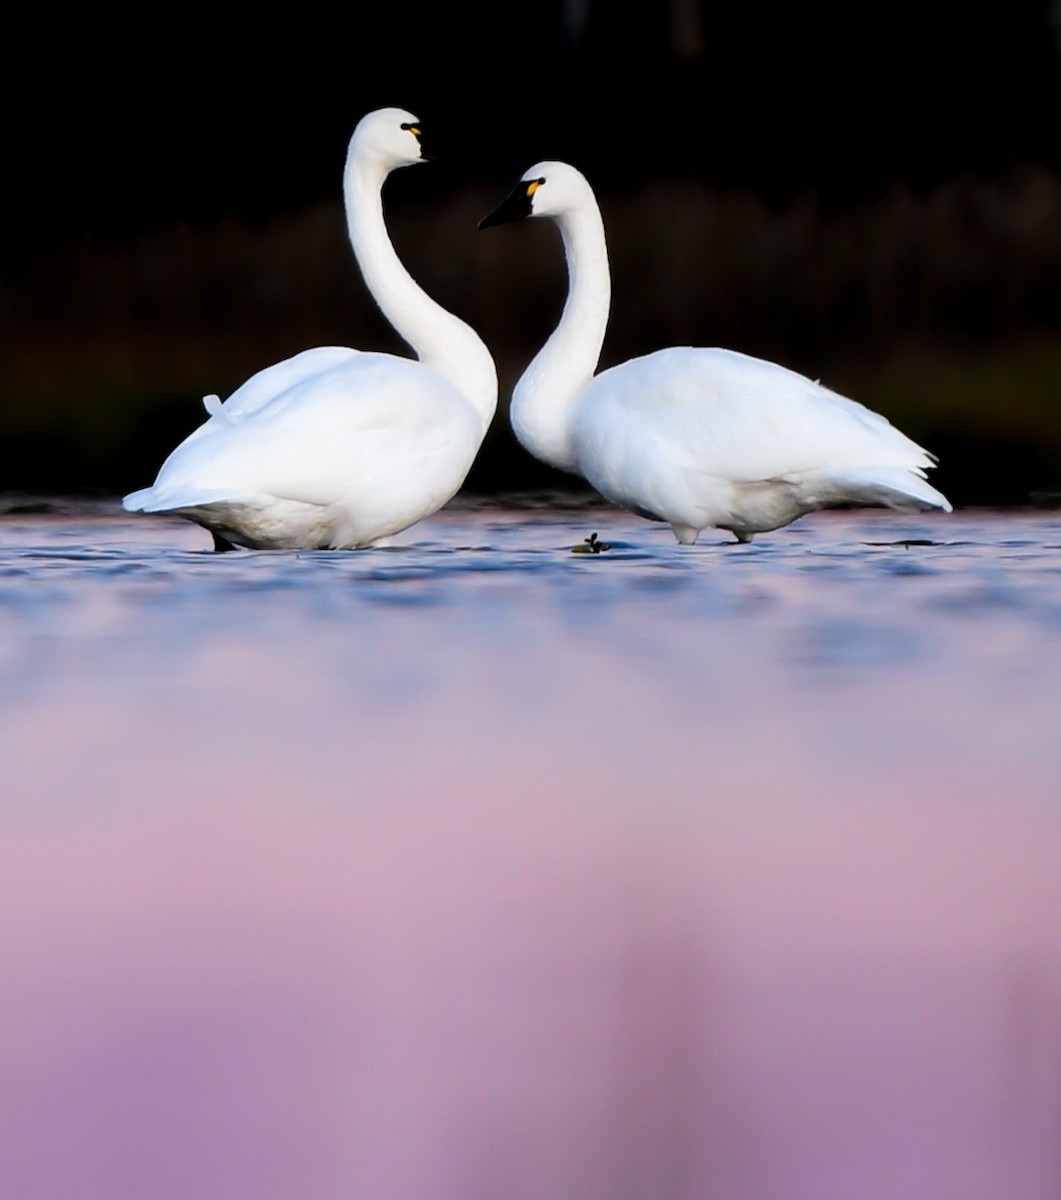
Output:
[480, 161, 951, 544]
[124, 108, 497, 550]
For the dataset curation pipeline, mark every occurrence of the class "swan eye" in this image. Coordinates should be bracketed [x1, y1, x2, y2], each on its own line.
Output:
[527, 178, 545, 197]
[400, 122, 422, 138]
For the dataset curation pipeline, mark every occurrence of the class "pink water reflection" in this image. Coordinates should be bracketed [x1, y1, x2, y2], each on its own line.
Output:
[2, 509, 1061, 1199]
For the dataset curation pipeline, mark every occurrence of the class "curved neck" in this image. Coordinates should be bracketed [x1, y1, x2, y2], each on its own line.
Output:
[510, 197, 611, 472]
[344, 156, 497, 430]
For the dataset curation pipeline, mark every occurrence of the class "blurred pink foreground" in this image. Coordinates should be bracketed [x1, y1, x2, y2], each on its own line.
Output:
[1, 507, 1060, 1200]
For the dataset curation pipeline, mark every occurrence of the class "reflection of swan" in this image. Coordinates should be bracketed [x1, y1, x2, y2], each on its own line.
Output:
[480, 162, 951, 544]
[124, 108, 497, 550]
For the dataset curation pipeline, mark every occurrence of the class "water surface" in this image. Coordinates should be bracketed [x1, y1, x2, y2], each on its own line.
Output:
[2, 498, 1060, 1200]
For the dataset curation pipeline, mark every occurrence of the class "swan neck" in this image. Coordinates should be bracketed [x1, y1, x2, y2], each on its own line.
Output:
[344, 157, 497, 429]
[510, 198, 611, 472]
[558, 201, 612, 358]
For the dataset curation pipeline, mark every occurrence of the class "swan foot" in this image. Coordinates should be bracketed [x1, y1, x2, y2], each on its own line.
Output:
[210, 531, 240, 553]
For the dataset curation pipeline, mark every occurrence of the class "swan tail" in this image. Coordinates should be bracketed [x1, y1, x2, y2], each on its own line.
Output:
[122, 486, 258, 514]
[792, 466, 953, 514]
[122, 488, 156, 512]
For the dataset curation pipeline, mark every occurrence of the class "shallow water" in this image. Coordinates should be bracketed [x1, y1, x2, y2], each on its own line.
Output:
[3, 497, 1061, 1200]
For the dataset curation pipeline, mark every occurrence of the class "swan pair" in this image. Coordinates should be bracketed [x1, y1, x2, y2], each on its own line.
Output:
[124, 108, 951, 550]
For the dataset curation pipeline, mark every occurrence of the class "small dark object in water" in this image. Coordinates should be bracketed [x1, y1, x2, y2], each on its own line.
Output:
[573, 532, 612, 554]
[863, 538, 936, 548]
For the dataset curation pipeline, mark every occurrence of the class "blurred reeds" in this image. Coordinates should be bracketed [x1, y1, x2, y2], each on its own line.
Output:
[4, 166, 1061, 504]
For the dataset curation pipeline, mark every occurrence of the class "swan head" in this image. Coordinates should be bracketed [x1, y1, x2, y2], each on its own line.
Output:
[478, 161, 590, 228]
[349, 107, 427, 172]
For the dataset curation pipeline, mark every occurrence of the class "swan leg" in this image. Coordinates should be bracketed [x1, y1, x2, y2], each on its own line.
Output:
[671, 524, 700, 545]
[210, 531, 240, 553]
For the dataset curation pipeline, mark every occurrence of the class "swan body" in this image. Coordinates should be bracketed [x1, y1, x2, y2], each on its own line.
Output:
[480, 161, 951, 544]
[124, 108, 497, 550]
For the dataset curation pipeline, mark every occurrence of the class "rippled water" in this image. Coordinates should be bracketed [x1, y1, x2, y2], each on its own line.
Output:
[3, 497, 1061, 1200]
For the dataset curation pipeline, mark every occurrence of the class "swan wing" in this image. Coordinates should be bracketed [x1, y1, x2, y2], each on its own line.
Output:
[572, 346, 949, 530]
[213, 346, 362, 421]
[126, 353, 482, 519]
[576, 347, 936, 482]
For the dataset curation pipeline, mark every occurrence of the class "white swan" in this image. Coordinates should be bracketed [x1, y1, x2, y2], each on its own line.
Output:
[123, 107, 497, 550]
[479, 162, 951, 544]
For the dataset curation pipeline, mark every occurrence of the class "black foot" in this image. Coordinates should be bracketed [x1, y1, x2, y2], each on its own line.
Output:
[211, 531, 239, 553]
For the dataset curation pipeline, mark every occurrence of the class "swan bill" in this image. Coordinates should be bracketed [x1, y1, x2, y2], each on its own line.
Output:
[478, 181, 538, 228]
[400, 121, 434, 162]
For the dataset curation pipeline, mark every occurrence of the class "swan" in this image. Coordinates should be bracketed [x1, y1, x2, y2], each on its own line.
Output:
[479, 162, 951, 544]
[123, 107, 497, 550]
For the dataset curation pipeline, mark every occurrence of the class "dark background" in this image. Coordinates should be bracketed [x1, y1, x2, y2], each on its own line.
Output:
[9, 1, 1061, 247]
[5, 1, 1061, 504]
